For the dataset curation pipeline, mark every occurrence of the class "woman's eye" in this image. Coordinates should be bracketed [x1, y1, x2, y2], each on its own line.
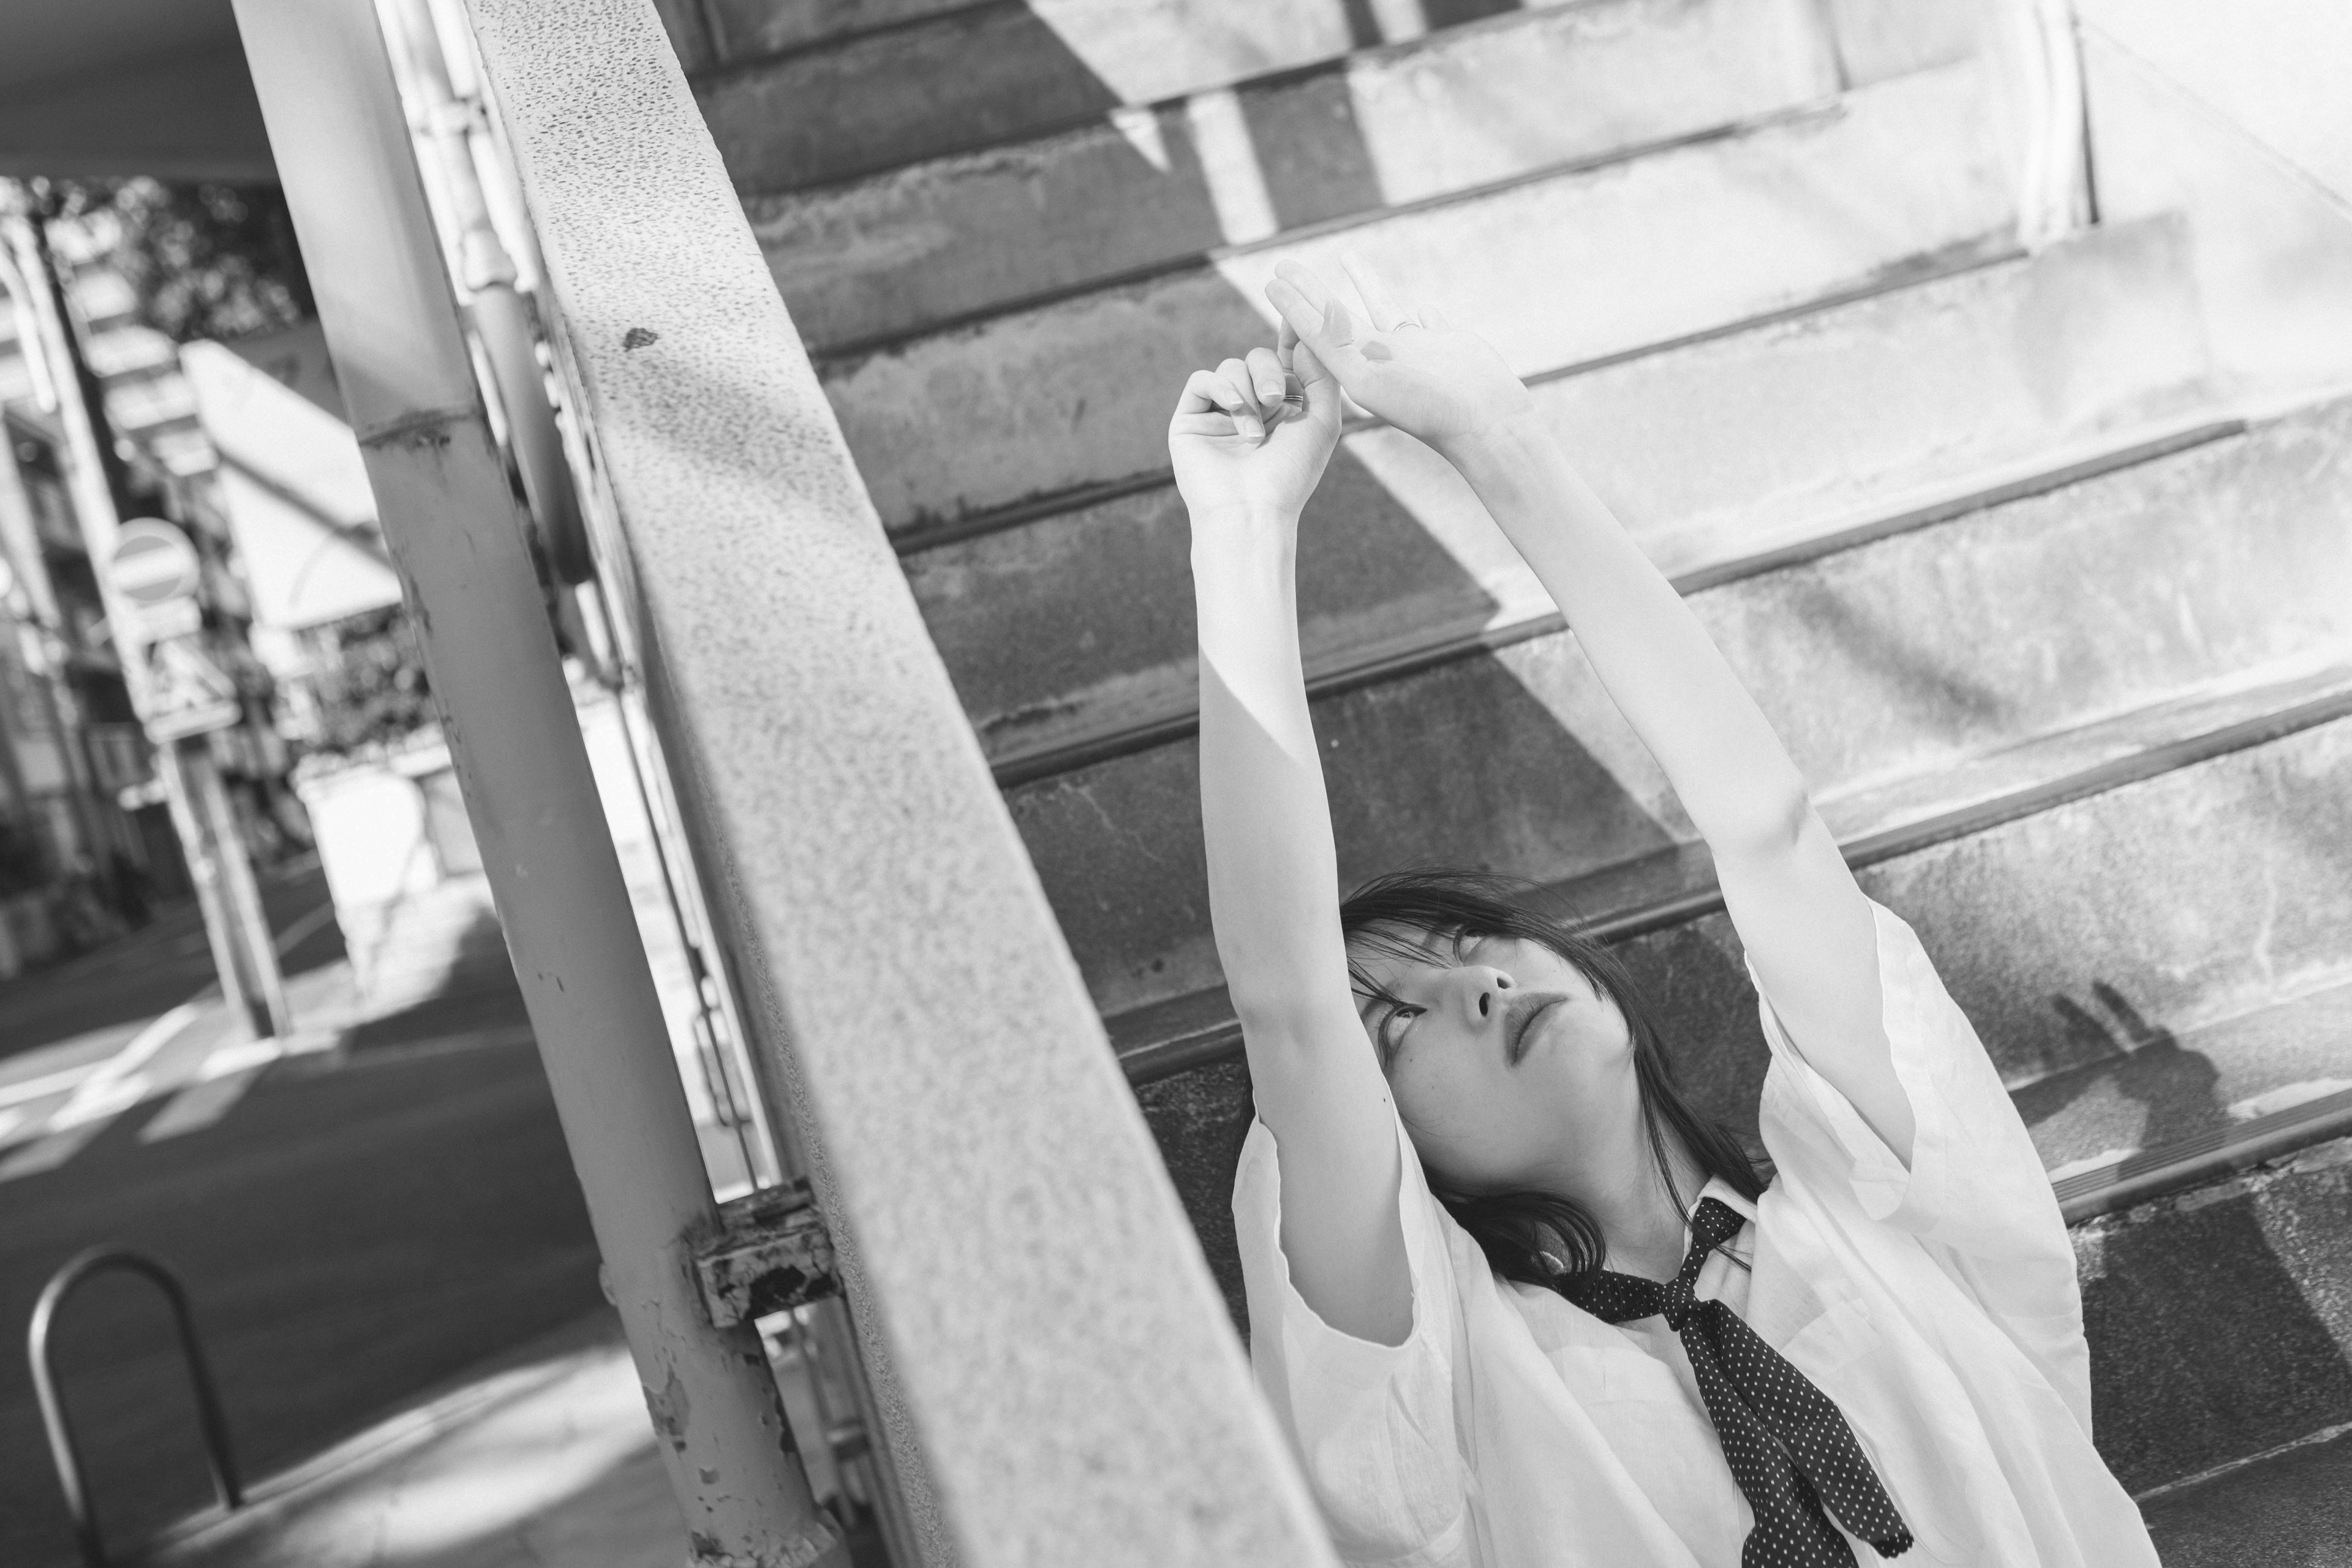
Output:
[1380, 1005, 1422, 1056]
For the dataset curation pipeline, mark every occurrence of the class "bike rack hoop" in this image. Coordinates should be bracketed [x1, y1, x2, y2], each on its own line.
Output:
[27, 1246, 244, 1568]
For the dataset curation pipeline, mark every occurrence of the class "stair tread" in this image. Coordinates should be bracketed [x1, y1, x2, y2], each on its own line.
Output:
[749, 0, 1839, 350]
[823, 59, 2014, 534]
[919, 216, 2214, 779]
[1108, 657, 2352, 1082]
[2028, 976, 2352, 1205]
[700, 0, 1596, 194]
[1017, 391, 2352, 1016]
[2140, 1425, 2352, 1564]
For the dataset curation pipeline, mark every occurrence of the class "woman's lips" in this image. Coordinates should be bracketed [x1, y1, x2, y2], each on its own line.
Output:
[1507, 998, 1559, 1066]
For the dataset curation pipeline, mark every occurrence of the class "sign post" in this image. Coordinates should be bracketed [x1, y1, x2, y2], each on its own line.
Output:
[104, 519, 292, 1044]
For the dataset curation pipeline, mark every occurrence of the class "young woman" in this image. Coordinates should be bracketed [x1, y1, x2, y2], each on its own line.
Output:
[1170, 256, 2160, 1567]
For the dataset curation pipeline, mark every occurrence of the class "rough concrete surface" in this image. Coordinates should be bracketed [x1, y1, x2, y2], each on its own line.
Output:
[2141, 1424, 2352, 1566]
[996, 398, 2352, 1016]
[466, 0, 1343, 1560]
[824, 60, 2013, 532]
[699, 0, 1382, 193]
[909, 215, 2214, 772]
[748, 0, 1836, 348]
[1132, 712, 2352, 1322]
[2078, 1140, 2352, 1491]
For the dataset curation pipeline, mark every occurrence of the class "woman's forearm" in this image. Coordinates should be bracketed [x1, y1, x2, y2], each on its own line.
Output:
[1444, 415, 1811, 851]
[1191, 508, 1354, 1028]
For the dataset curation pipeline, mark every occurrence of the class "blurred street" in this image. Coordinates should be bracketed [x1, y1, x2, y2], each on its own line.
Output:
[0, 860, 609, 1566]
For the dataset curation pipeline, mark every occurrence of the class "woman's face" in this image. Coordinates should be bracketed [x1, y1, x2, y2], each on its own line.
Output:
[1348, 924, 1638, 1193]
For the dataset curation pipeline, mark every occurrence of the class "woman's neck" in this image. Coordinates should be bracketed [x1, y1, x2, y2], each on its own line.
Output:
[1539, 1108, 1710, 1281]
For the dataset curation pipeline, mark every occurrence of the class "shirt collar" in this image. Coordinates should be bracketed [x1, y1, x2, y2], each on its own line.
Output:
[1692, 1175, 1759, 1225]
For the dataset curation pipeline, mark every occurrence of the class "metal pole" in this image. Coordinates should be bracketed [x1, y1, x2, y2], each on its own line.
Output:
[155, 741, 260, 1031]
[190, 743, 292, 1036]
[227, 3, 846, 1561]
[0, 195, 287, 1030]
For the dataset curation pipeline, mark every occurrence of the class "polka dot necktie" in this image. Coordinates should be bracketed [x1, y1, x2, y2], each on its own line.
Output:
[1561, 1197, 1914, 1567]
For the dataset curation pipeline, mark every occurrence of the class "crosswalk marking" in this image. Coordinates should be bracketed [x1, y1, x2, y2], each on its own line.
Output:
[139, 1068, 271, 1142]
[0, 1121, 113, 1179]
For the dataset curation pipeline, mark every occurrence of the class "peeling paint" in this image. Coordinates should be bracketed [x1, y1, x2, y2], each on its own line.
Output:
[643, 1363, 692, 1452]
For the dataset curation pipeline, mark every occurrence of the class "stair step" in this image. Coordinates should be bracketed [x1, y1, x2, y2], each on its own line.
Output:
[1115, 663, 2352, 1080]
[1131, 709, 2352, 1400]
[825, 59, 2015, 535]
[911, 217, 2214, 777]
[700, 0, 992, 64]
[699, 0, 1583, 194]
[2078, 1137, 2352, 1493]
[750, 0, 1839, 350]
[2138, 1420, 2352, 1563]
[2037, 980, 2352, 1221]
[1014, 398, 2352, 1017]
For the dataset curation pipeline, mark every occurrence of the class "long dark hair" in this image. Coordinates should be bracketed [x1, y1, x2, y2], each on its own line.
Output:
[1340, 867, 1766, 1291]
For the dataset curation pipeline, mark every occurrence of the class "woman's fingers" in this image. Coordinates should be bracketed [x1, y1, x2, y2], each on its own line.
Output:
[1245, 345, 1286, 407]
[1243, 345, 1296, 429]
[1217, 356, 1267, 440]
[1177, 367, 1254, 435]
[1419, 303, 1452, 332]
[1340, 249, 1411, 333]
[1267, 263, 1362, 354]
[1290, 340, 1343, 426]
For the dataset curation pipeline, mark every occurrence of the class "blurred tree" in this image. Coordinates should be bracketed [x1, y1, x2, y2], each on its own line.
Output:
[43, 177, 314, 344]
[298, 603, 438, 760]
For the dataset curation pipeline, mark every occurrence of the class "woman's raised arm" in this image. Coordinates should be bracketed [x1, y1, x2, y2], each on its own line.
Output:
[1176, 340, 1415, 1344]
[1264, 257, 1916, 1166]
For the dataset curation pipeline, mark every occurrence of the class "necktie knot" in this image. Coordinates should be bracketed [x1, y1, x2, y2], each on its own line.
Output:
[1559, 1193, 1914, 1567]
[1659, 1273, 1699, 1332]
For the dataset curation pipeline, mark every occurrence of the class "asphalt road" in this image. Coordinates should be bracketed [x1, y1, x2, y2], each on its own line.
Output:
[0, 865, 605, 1567]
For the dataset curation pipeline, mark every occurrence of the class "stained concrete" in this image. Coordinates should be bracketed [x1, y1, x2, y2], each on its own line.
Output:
[1129, 714, 2352, 1318]
[748, 0, 1838, 349]
[467, 0, 1345, 1560]
[2141, 1424, 2352, 1566]
[995, 400, 2352, 1015]
[910, 216, 2215, 773]
[2078, 1140, 2352, 1491]
[823, 59, 2014, 532]
[698, 0, 1387, 193]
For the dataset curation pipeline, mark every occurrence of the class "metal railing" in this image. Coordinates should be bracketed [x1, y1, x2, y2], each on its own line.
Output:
[28, 1246, 244, 1568]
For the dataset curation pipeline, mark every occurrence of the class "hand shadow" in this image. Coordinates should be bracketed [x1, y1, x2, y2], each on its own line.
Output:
[2015, 982, 2352, 1497]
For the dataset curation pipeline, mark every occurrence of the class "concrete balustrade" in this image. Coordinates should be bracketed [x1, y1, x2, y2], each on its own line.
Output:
[456, 0, 1342, 1562]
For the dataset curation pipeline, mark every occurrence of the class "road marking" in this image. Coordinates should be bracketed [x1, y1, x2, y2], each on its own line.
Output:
[140, 1069, 271, 1142]
[0, 1121, 111, 1180]
[47, 1003, 202, 1128]
[0, 1061, 101, 1108]
[272, 899, 341, 956]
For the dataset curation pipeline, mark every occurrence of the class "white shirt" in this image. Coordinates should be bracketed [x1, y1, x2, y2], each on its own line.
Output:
[1232, 899, 2160, 1566]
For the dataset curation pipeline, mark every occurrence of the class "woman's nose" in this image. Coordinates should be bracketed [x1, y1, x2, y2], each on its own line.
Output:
[1462, 967, 1510, 1020]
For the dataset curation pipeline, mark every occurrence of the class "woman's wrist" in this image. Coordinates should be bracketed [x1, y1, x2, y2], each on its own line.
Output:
[1188, 499, 1300, 534]
[1436, 407, 1551, 479]
[1188, 501, 1301, 567]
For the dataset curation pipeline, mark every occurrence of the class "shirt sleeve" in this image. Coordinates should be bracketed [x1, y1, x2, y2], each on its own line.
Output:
[1231, 1105, 1474, 1568]
[1747, 898, 2084, 1368]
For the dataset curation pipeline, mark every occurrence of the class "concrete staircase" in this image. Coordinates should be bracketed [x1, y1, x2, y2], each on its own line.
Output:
[681, 0, 2352, 1514]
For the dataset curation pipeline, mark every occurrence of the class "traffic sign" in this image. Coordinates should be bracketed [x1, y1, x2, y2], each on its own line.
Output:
[141, 637, 242, 742]
[108, 519, 203, 608]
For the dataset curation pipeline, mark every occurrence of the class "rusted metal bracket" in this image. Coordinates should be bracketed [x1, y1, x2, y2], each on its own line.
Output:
[694, 1180, 839, 1328]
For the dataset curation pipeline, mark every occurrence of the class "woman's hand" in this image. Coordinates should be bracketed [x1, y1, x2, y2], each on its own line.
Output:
[1169, 339, 1343, 527]
[1264, 253, 1533, 458]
